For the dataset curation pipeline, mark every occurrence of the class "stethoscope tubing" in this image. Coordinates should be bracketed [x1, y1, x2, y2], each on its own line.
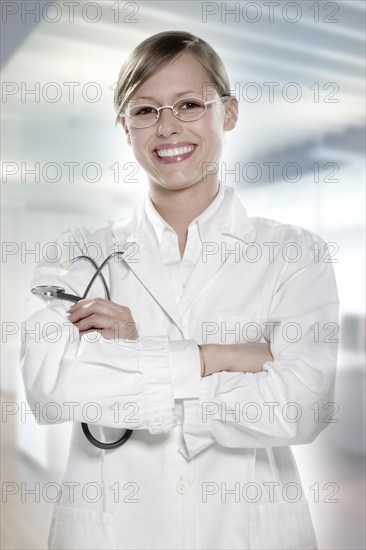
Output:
[31, 251, 133, 451]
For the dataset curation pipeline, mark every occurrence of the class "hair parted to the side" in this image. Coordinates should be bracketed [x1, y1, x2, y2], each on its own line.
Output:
[113, 30, 231, 126]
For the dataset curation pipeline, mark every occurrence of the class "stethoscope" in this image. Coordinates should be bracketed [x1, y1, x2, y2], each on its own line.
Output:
[31, 251, 133, 450]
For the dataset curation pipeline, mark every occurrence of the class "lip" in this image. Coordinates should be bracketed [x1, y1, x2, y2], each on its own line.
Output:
[152, 142, 197, 164]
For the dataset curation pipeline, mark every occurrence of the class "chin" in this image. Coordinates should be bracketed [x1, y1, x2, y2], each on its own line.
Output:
[155, 183, 189, 192]
[150, 174, 196, 189]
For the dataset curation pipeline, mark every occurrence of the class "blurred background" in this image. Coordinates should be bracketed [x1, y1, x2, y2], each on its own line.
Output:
[1, 0, 365, 548]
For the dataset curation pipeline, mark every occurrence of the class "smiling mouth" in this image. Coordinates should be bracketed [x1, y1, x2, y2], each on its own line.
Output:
[153, 144, 196, 163]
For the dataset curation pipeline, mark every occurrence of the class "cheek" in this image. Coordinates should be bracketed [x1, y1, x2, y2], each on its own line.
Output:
[199, 114, 225, 143]
[204, 127, 225, 153]
[130, 131, 146, 147]
[130, 133, 152, 161]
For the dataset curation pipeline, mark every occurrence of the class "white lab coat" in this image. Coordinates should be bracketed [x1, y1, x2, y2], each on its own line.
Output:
[20, 184, 339, 550]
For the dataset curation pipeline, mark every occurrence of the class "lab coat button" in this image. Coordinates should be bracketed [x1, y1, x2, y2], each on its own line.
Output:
[176, 480, 189, 495]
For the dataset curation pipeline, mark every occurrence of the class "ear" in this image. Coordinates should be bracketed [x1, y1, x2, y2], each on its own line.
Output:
[121, 116, 129, 137]
[223, 96, 239, 131]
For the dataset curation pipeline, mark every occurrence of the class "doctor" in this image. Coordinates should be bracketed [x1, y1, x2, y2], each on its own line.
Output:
[21, 31, 339, 549]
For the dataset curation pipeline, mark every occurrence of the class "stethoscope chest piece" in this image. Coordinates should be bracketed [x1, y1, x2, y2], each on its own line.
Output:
[31, 286, 81, 303]
[32, 285, 66, 300]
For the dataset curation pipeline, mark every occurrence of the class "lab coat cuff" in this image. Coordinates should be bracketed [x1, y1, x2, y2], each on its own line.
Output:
[179, 381, 216, 459]
[169, 340, 201, 400]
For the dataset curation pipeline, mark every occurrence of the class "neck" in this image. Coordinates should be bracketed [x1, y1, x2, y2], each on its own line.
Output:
[148, 181, 220, 235]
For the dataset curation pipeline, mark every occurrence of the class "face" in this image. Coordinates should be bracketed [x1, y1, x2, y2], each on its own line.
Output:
[121, 53, 238, 194]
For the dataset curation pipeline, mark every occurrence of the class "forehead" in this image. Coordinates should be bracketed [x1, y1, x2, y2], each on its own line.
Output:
[133, 53, 213, 100]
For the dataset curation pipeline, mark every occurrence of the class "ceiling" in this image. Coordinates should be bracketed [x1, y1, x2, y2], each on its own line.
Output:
[1, 0, 364, 163]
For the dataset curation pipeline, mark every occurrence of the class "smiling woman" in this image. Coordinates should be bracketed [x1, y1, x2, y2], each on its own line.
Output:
[116, 46, 237, 213]
[20, 31, 339, 550]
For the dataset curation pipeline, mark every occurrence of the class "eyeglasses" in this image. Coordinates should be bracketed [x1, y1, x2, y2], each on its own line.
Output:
[120, 96, 229, 128]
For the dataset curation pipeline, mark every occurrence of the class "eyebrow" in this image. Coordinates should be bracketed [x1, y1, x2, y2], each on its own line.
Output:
[135, 91, 201, 102]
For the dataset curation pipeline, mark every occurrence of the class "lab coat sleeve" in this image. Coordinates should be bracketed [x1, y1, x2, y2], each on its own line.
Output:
[19, 228, 197, 435]
[180, 231, 340, 459]
[168, 340, 202, 399]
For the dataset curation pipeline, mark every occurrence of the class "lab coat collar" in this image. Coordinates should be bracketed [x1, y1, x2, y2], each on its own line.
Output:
[112, 184, 256, 245]
[112, 185, 256, 330]
[144, 182, 226, 247]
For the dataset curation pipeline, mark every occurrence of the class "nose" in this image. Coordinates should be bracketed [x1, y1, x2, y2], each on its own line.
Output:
[156, 106, 181, 137]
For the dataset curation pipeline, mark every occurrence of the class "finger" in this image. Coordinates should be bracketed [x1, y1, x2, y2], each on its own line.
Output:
[123, 322, 139, 338]
[69, 297, 130, 314]
[67, 299, 98, 322]
[68, 297, 96, 313]
[79, 319, 139, 339]
[68, 299, 132, 322]
[68, 301, 113, 323]
[79, 328, 102, 339]
[74, 313, 133, 333]
[79, 328, 102, 334]
[74, 314, 111, 332]
[68, 298, 113, 317]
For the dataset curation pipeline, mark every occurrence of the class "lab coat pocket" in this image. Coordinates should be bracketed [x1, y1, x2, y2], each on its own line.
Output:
[248, 499, 318, 550]
[48, 505, 116, 550]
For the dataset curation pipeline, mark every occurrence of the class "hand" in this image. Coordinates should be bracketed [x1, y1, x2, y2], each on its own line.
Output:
[200, 342, 273, 377]
[67, 298, 139, 340]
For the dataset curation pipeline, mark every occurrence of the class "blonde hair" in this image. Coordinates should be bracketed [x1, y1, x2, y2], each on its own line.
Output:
[114, 30, 231, 126]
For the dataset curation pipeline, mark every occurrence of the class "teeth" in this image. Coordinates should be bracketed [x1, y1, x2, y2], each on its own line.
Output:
[156, 145, 195, 158]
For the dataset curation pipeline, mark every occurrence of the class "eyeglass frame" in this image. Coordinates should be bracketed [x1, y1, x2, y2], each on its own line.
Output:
[119, 95, 230, 128]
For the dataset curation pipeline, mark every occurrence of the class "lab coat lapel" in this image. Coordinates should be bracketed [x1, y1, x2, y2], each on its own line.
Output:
[112, 211, 183, 329]
[177, 229, 230, 317]
[178, 189, 257, 316]
[132, 237, 184, 328]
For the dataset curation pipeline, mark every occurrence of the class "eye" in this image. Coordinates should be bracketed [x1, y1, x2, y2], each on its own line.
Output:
[134, 106, 157, 116]
[180, 101, 201, 110]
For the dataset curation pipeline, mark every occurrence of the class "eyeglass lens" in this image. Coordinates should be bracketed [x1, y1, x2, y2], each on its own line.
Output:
[126, 97, 207, 127]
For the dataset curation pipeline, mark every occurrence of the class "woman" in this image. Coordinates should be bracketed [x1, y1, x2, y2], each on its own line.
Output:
[21, 31, 339, 549]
